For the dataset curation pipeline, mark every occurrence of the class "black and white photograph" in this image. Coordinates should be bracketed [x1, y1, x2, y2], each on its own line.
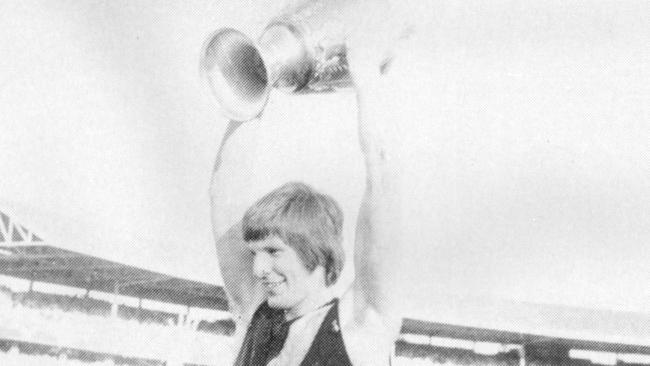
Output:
[1, 1, 649, 366]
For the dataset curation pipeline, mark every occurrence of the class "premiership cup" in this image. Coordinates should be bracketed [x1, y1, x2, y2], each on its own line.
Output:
[201, 0, 386, 121]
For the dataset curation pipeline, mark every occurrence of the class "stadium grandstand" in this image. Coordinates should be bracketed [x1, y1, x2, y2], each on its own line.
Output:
[1, 209, 649, 366]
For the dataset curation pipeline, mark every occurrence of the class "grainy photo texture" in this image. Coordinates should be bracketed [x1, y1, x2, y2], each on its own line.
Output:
[0, 1, 649, 366]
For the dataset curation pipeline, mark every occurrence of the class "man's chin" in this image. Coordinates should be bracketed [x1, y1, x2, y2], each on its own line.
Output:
[267, 296, 291, 309]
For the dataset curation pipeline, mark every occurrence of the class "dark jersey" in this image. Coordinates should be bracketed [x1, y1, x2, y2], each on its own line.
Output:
[234, 299, 353, 366]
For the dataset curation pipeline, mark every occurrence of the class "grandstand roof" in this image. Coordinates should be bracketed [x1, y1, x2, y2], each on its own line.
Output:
[0, 244, 228, 310]
[403, 310, 650, 355]
[2, 245, 649, 355]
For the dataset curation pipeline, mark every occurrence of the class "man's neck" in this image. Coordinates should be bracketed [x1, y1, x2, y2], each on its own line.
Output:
[284, 288, 334, 322]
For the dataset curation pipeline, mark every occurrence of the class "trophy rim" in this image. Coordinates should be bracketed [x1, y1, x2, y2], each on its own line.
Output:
[201, 28, 271, 121]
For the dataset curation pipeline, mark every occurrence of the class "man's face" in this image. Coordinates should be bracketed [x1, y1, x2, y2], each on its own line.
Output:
[248, 236, 325, 313]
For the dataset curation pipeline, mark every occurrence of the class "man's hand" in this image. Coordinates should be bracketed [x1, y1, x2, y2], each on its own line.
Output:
[346, 0, 413, 161]
[346, 0, 413, 94]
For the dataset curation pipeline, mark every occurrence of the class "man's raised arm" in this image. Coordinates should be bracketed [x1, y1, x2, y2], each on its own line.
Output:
[210, 120, 263, 321]
[345, 8, 413, 336]
[349, 61, 405, 339]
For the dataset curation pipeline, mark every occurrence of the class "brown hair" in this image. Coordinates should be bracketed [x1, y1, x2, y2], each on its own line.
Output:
[242, 182, 344, 286]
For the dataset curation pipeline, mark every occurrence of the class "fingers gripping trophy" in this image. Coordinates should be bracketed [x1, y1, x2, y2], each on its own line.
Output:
[203, 1, 413, 365]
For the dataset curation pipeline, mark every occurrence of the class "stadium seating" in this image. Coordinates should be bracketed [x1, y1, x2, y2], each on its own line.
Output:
[0, 286, 234, 366]
[1, 284, 641, 366]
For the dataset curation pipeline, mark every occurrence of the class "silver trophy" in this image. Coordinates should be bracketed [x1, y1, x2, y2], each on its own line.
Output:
[201, 0, 375, 121]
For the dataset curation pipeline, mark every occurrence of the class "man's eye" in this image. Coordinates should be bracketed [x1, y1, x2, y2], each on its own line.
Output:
[266, 248, 279, 255]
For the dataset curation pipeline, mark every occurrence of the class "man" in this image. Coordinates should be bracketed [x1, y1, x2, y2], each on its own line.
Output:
[209, 15, 405, 365]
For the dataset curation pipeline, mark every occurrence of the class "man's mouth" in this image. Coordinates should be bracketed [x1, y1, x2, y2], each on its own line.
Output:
[262, 280, 285, 292]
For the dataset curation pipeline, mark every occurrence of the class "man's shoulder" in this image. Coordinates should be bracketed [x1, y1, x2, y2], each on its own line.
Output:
[340, 324, 394, 366]
[338, 285, 401, 333]
[337, 288, 397, 366]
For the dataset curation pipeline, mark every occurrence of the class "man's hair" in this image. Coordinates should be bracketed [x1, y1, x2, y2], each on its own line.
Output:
[242, 182, 344, 286]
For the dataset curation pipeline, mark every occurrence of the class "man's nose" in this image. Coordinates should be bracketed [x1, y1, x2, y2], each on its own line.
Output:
[252, 252, 272, 278]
